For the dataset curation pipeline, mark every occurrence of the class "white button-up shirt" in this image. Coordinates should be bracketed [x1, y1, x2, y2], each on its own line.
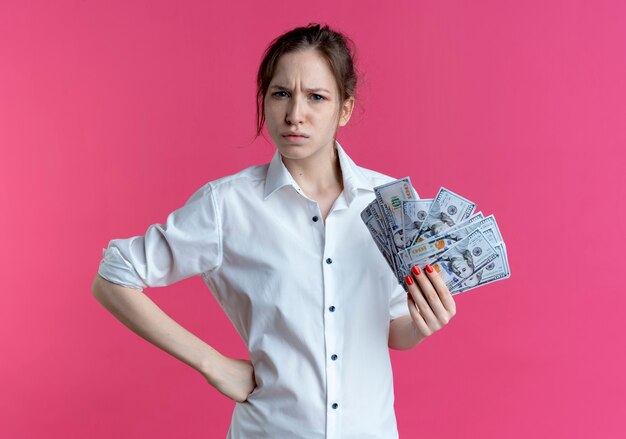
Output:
[98, 140, 409, 438]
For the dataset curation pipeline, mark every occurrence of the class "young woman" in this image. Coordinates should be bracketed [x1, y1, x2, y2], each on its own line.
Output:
[92, 23, 456, 439]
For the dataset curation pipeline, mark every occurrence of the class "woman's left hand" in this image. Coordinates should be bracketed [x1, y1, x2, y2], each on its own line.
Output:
[405, 264, 457, 338]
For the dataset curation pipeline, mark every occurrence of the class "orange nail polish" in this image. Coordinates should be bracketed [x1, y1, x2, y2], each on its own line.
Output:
[411, 265, 421, 276]
[425, 264, 434, 274]
[405, 275, 414, 286]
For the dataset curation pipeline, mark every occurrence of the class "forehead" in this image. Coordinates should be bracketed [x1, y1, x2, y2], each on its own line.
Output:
[270, 49, 337, 91]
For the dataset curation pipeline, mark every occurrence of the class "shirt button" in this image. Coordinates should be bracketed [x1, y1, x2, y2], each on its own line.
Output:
[332, 403, 339, 409]
[331, 354, 338, 361]
[312, 216, 319, 222]
[326, 258, 332, 264]
[329, 306, 336, 312]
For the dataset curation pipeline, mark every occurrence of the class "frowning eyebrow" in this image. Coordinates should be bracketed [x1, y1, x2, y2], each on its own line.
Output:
[269, 85, 331, 94]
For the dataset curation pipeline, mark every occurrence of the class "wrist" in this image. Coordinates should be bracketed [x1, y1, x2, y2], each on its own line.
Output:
[406, 315, 426, 348]
[199, 347, 224, 383]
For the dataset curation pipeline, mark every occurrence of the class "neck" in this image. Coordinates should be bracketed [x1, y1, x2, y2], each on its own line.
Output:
[281, 142, 344, 197]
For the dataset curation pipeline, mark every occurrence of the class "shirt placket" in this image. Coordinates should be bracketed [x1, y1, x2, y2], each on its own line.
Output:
[316, 208, 344, 439]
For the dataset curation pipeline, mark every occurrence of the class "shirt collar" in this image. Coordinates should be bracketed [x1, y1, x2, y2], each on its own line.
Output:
[263, 140, 374, 203]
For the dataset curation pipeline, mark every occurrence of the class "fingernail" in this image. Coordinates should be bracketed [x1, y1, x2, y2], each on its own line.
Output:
[411, 265, 421, 276]
[425, 264, 434, 274]
[405, 275, 414, 286]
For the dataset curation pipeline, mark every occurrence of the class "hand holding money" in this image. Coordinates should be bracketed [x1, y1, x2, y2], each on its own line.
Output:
[361, 179, 511, 296]
[405, 263, 457, 337]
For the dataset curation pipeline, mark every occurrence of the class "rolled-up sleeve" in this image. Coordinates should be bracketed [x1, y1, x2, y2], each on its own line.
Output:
[97, 183, 222, 292]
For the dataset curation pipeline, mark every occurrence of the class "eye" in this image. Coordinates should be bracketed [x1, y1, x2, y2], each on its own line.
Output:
[311, 94, 325, 101]
[272, 91, 289, 98]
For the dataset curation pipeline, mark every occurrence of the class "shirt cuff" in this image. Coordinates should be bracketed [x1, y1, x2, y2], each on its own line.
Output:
[98, 246, 147, 291]
[389, 282, 410, 321]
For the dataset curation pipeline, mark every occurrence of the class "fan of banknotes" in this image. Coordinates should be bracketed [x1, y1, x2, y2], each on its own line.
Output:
[361, 177, 511, 295]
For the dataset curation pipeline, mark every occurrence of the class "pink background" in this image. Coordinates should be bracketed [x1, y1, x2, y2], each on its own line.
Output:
[1, 0, 624, 437]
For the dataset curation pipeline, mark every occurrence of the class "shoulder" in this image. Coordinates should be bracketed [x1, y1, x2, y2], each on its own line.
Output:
[355, 164, 399, 189]
[184, 163, 269, 205]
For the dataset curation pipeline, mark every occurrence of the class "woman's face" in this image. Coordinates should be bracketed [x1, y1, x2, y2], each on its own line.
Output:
[264, 49, 354, 163]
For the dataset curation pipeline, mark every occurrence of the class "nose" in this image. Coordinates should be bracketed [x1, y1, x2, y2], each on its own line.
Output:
[285, 95, 304, 125]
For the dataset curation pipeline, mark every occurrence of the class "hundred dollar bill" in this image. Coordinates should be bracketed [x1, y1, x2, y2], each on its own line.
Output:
[401, 199, 433, 251]
[450, 242, 510, 294]
[398, 212, 485, 268]
[364, 215, 398, 276]
[478, 215, 503, 246]
[413, 187, 476, 245]
[393, 252, 410, 289]
[430, 229, 499, 292]
[370, 199, 395, 252]
[374, 178, 418, 251]
[420, 213, 502, 264]
[361, 200, 389, 250]
[364, 216, 390, 256]
[361, 199, 404, 285]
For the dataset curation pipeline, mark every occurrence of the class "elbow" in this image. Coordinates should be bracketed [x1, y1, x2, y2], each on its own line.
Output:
[388, 339, 419, 351]
[387, 334, 412, 351]
[91, 273, 120, 300]
[91, 274, 110, 301]
[387, 315, 423, 351]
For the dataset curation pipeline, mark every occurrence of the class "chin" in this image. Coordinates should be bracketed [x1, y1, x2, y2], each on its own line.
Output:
[276, 137, 335, 159]
[277, 146, 312, 161]
[275, 140, 312, 156]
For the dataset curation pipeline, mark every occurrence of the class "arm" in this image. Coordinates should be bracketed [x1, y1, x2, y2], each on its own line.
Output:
[91, 274, 256, 402]
[388, 314, 426, 350]
[388, 264, 456, 350]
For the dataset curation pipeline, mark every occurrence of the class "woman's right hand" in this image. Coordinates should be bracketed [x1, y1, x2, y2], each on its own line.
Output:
[203, 354, 257, 403]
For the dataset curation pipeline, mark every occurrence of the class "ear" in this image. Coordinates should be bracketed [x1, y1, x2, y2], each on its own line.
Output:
[338, 96, 355, 127]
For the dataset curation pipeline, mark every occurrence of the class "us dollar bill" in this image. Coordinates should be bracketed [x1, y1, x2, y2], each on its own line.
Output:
[413, 187, 476, 245]
[364, 215, 398, 276]
[362, 183, 510, 295]
[361, 200, 389, 250]
[398, 212, 485, 268]
[361, 199, 403, 286]
[430, 229, 499, 292]
[400, 199, 433, 251]
[450, 242, 510, 294]
[373, 177, 418, 252]
[478, 215, 503, 246]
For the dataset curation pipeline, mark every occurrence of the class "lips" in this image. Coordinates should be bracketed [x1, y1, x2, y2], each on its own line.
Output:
[281, 132, 309, 138]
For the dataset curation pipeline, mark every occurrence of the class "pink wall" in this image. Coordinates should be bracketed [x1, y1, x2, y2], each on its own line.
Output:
[1, 0, 624, 437]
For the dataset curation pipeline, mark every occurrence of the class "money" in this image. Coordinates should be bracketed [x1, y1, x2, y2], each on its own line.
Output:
[361, 201, 389, 249]
[361, 200, 407, 285]
[413, 187, 476, 245]
[361, 181, 511, 296]
[478, 216, 504, 246]
[450, 242, 510, 294]
[401, 199, 433, 250]
[399, 212, 486, 268]
[361, 203, 396, 274]
[430, 229, 500, 292]
[374, 178, 418, 252]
